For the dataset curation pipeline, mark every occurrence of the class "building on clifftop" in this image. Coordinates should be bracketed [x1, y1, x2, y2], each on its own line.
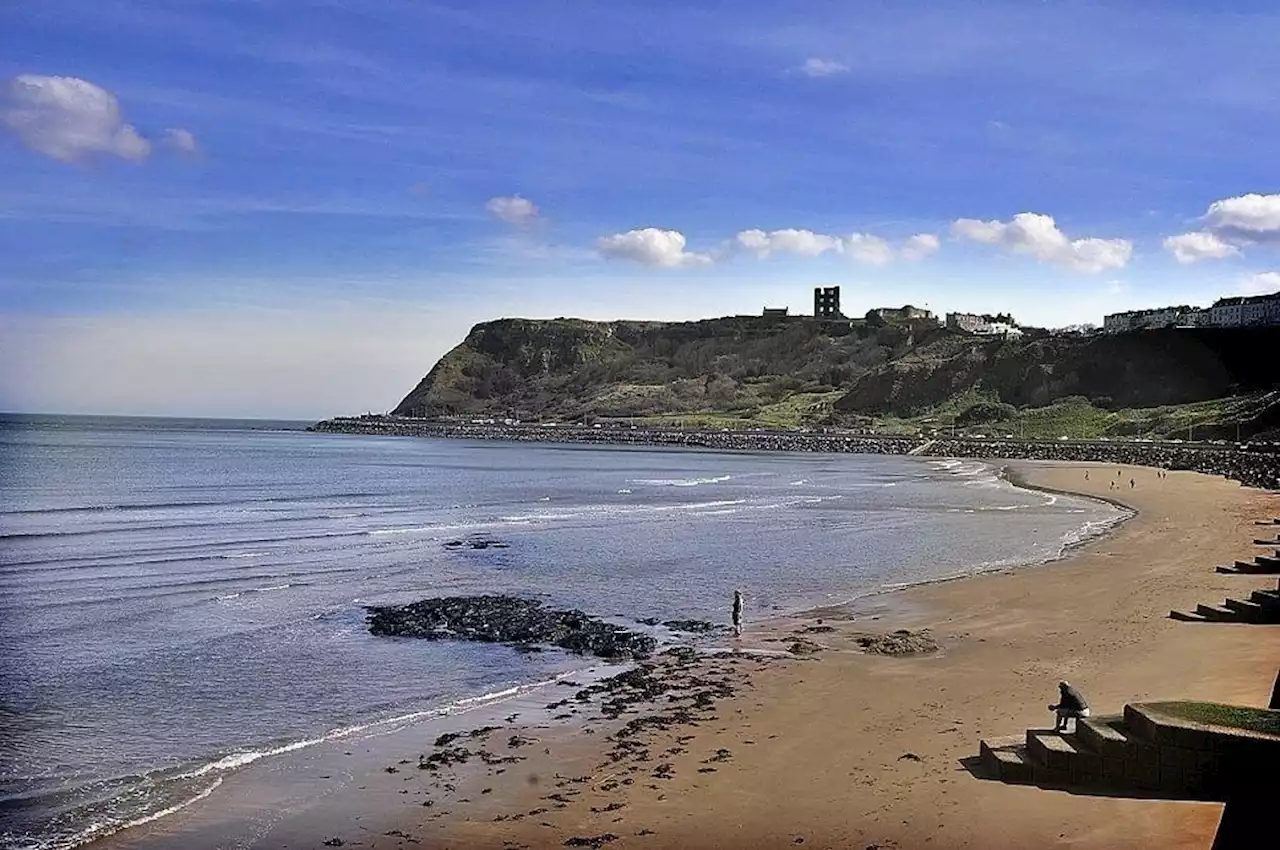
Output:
[813, 286, 843, 319]
[868, 304, 935, 324]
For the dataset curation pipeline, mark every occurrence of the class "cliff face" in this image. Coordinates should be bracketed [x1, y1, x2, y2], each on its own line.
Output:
[392, 318, 1280, 425]
[834, 326, 1280, 415]
[391, 316, 914, 421]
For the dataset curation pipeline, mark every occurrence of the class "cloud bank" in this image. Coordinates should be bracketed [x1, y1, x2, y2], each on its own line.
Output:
[1163, 193, 1280, 263]
[951, 212, 1132, 273]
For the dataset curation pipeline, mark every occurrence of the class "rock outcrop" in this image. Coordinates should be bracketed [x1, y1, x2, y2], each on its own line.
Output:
[366, 595, 658, 660]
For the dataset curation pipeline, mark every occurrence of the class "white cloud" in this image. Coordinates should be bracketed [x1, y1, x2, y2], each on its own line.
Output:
[162, 127, 199, 155]
[1162, 230, 1239, 264]
[734, 228, 842, 258]
[1239, 271, 1280, 295]
[798, 58, 849, 77]
[900, 233, 941, 260]
[597, 228, 712, 268]
[734, 228, 933, 264]
[2, 74, 151, 163]
[485, 195, 539, 225]
[950, 212, 1131, 273]
[844, 233, 894, 265]
[1203, 193, 1280, 244]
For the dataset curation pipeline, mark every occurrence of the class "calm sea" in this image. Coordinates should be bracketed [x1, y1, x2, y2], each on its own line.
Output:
[0, 415, 1127, 849]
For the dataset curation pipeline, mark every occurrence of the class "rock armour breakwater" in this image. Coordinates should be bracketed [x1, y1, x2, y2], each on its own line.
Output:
[312, 417, 1280, 491]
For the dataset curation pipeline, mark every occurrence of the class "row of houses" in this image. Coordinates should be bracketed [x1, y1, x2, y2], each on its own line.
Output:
[765, 289, 1026, 338]
[1102, 291, 1280, 333]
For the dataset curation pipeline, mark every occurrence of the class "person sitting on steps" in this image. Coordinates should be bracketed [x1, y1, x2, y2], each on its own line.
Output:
[1049, 681, 1090, 732]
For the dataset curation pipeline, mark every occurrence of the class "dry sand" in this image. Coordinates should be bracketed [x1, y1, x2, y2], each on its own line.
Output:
[100, 461, 1280, 850]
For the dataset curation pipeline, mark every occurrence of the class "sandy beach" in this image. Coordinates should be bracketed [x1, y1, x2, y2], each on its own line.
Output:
[102, 460, 1279, 850]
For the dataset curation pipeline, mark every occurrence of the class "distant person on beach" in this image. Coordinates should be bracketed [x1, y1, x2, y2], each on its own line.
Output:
[1050, 681, 1091, 731]
[1130, 478, 1135, 488]
[732, 590, 744, 637]
[1084, 470, 1089, 481]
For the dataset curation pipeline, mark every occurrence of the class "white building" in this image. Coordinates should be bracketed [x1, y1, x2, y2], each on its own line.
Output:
[1103, 311, 1140, 333]
[946, 312, 1021, 336]
[1104, 305, 1204, 332]
[1206, 292, 1280, 327]
[1210, 297, 1245, 327]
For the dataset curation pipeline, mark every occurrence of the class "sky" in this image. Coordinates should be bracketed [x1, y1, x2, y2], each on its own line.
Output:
[3, 0, 1280, 418]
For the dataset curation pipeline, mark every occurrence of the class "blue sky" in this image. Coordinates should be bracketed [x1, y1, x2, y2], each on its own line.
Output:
[3, 0, 1280, 417]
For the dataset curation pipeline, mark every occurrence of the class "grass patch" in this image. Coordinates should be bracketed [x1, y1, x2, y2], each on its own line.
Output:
[1146, 701, 1280, 736]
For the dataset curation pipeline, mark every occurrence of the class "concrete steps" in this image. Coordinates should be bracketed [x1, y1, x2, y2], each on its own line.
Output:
[978, 735, 1033, 783]
[979, 715, 1137, 790]
[976, 700, 1280, 801]
[1174, 596, 1280, 624]
[1220, 558, 1280, 575]
[1195, 603, 1239, 621]
[1249, 589, 1280, 612]
[1222, 597, 1269, 622]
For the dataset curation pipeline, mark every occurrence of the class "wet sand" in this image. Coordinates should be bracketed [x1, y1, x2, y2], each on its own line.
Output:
[102, 461, 1279, 850]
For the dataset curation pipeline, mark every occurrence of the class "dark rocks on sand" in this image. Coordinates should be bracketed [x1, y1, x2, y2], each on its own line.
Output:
[853, 629, 939, 655]
[366, 595, 658, 660]
[660, 619, 721, 633]
[564, 835, 619, 848]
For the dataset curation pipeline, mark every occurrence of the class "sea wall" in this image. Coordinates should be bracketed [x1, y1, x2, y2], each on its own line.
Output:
[310, 417, 1280, 491]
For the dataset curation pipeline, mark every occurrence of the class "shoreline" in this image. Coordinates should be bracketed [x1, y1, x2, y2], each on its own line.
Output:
[93, 460, 1280, 850]
[47, 455, 1100, 850]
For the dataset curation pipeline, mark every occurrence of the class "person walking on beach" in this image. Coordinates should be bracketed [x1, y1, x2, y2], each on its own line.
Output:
[732, 589, 744, 637]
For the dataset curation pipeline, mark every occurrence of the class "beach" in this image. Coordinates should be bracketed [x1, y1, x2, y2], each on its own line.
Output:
[95, 460, 1279, 850]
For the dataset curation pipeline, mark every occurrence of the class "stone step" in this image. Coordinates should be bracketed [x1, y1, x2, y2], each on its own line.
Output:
[1025, 730, 1104, 784]
[1216, 565, 1247, 575]
[1230, 560, 1280, 575]
[1074, 715, 1132, 758]
[1253, 538, 1280, 546]
[1248, 589, 1280, 611]
[1221, 598, 1269, 623]
[1258, 555, 1280, 568]
[1026, 730, 1083, 770]
[1195, 603, 1241, 621]
[1169, 609, 1208, 622]
[1256, 519, 1280, 525]
[979, 736, 1033, 784]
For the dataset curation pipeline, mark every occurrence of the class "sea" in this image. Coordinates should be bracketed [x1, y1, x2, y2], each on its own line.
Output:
[0, 414, 1129, 850]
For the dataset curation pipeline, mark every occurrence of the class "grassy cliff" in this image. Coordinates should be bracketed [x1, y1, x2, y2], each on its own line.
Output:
[392, 316, 915, 423]
[391, 318, 1280, 438]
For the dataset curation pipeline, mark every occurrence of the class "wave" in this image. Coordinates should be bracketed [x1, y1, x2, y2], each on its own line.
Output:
[214, 583, 297, 601]
[1, 493, 386, 517]
[627, 474, 732, 487]
[31, 777, 226, 850]
[9, 671, 590, 850]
